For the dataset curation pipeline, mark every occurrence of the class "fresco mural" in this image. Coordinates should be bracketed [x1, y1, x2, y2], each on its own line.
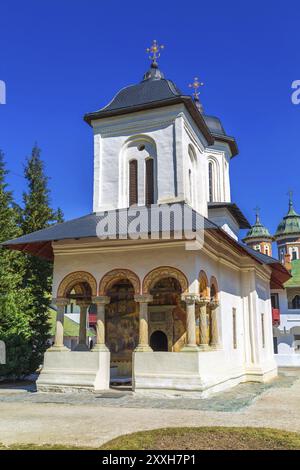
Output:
[105, 276, 188, 373]
[106, 279, 139, 363]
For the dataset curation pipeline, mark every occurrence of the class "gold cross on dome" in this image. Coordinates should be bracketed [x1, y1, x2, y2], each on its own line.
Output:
[146, 40, 164, 63]
[189, 77, 204, 99]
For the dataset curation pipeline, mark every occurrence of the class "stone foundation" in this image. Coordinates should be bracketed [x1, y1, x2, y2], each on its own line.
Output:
[36, 351, 110, 392]
[132, 351, 277, 398]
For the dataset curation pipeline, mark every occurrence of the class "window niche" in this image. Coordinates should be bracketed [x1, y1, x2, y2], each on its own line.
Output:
[121, 137, 157, 208]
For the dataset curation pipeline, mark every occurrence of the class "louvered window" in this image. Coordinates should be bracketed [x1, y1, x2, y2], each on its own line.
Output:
[145, 158, 154, 206]
[129, 159, 138, 206]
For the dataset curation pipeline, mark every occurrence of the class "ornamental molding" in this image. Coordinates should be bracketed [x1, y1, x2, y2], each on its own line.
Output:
[142, 266, 189, 295]
[57, 271, 97, 298]
[99, 268, 141, 295]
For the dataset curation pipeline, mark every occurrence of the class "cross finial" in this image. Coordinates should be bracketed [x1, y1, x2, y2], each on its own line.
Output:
[146, 40, 164, 66]
[287, 189, 295, 212]
[254, 206, 260, 223]
[189, 77, 204, 100]
[287, 189, 293, 203]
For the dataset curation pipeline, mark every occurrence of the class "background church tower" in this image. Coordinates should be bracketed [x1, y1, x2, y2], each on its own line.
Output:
[274, 192, 300, 268]
[243, 208, 273, 256]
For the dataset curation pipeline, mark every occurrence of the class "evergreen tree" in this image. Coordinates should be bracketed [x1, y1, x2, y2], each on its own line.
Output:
[21, 144, 60, 372]
[0, 150, 33, 378]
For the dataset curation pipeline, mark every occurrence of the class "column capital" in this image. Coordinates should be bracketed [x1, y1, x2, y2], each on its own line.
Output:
[134, 294, 153, 304]
[92, 296, 110, 305]
[199, 296, 210, 307]
[209, 300, 220, 310]
[52, 297, 68, 307]
[181, 293, 200, 305]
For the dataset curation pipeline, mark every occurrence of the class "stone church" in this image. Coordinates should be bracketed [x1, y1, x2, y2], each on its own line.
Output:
[3, 41, 289, 396]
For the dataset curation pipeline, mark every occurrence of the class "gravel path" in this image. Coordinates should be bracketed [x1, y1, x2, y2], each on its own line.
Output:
[0, 369, 299, 448]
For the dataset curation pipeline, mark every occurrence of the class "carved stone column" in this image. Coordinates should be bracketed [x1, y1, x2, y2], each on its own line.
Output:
[92, 296, 110, 352]
[48, 298, 70, 352]
[199, 297, 210, 350]
[181, 294, 200, 352]
[134, 294, 153, 352]
[210, 300, 220, 348]
[74, 300, 90, 351]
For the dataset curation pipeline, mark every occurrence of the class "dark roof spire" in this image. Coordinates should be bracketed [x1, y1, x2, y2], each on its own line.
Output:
[189, 77, 204, 113]
[143, 40, 165, 81]
[287, 189, 297, 216]
[254, 205, 261, 224]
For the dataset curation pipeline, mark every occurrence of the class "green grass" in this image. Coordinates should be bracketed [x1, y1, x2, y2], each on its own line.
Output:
[100, 427, 300, 450]
[1, 427, 300, 450]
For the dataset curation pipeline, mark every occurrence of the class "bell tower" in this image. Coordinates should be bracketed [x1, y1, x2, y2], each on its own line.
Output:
[243, 208, 273, 256]
[84, 41, 238, 217]
[274, 192, 300, 266]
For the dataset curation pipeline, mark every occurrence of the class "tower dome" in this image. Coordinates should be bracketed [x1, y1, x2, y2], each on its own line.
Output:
[243, 209, 273, 256]
[274, 194, 300, 264]
[275, 197, 300, 238]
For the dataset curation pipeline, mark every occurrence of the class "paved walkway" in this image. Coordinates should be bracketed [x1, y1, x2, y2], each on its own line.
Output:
[0, 369, 299, 447]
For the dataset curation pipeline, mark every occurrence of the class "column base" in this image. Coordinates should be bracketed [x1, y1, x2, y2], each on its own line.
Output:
[198, 344, 210, 351]
[181, 344, 200, 352]
[91, 344, 109, 352]
[74, 343, 89, 352]
[134, 344, 153, 352]
[210, 343, 221, 350]
[47, 345, 70, 352]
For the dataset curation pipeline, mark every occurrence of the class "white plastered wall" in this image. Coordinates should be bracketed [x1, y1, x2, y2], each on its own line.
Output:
[51, 239, 276, 390]
[91, 104, 231, 218]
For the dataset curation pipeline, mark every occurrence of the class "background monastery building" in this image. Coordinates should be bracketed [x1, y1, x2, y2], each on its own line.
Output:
[2, 42, 290, 396]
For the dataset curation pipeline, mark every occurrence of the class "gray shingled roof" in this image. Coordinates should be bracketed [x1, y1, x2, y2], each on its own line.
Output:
[96, 78, 182, 112]
[1, 204, 291, 288]
[2, 205, 216, 246]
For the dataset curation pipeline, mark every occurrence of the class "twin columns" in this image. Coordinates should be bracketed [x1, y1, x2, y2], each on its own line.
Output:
[50, 293, 220, 352]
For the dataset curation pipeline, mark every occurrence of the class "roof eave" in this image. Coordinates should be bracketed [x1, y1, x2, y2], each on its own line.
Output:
[84, 96, 214, 146]
[208, 202, 250, 229]
[211, 132, 239, 157]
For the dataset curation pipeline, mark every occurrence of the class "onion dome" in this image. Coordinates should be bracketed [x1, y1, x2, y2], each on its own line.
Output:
[243, 210, 273, 244]
[275, 194, 300, 238]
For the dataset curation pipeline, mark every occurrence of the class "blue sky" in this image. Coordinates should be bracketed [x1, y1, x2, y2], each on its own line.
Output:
[0, 0, 299, 240]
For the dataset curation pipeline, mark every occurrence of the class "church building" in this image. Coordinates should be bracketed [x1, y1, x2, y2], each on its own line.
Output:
[2, 42, 289, 396]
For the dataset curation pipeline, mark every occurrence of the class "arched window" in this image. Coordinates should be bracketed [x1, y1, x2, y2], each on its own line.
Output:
[265, 246, 269, 256]
[291, 247, 298, 260]
[121, 136, 157, 208]
[188, 144, 197, 207]
[129, 159, 138, 206]
[145, 158, 154, 206]
[208, 161, 214, 202]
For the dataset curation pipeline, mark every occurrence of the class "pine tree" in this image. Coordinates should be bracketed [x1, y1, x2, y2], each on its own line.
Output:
[21, 144, 60, 372]
[0, 150, 33, 378]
